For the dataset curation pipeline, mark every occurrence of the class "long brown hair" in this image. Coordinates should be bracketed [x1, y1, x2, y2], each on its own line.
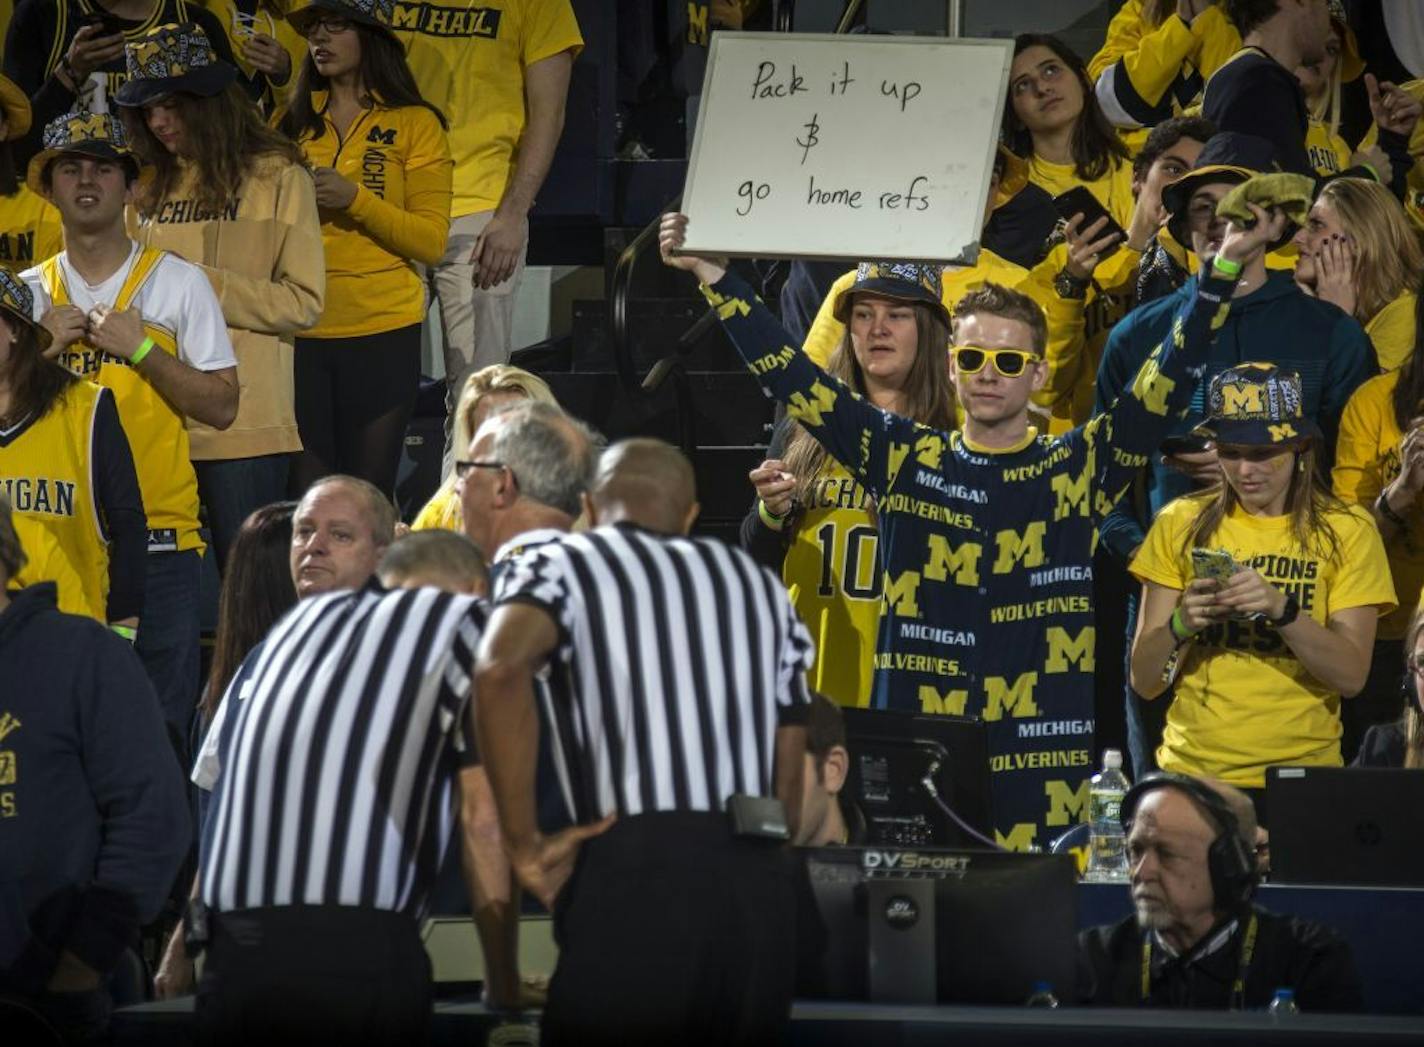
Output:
[1180, 442, 1345, 562]
[1004, 33, 1130, 183]
[278, 22, 447, 143]
[0, 321, 75, 429]
[123, 83, 307, 218]
[1402, 608, 1424, 769]
[200, 501, 299, 724]
[782, 299, 956, 508]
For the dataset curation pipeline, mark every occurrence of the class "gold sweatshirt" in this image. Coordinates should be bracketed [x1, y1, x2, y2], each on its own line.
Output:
[136, 153, 325, 460]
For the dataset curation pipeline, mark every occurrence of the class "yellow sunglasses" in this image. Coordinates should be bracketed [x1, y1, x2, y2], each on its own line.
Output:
[951, 345, 1039, 378]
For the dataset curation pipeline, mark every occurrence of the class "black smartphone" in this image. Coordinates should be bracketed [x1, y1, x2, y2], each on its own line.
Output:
[1052, 186, 1127, 245]
[1160, 433, 1212, 456]
[80, 10, 126, 36]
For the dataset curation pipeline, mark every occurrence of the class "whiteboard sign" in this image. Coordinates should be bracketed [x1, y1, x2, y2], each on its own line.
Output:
[680, 32, 1013, 265]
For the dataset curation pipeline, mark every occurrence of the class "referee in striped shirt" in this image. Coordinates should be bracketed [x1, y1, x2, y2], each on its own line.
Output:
[189, 577, 486, 1045]
[477, 438, 815, 1046]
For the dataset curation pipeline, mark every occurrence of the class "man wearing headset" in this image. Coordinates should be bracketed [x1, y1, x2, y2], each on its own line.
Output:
[1076, 773, 1363, 1010]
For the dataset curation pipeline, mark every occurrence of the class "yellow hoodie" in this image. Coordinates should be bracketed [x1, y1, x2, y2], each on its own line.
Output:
[136, 153, 325, 459]
[293, 96, 453, 339]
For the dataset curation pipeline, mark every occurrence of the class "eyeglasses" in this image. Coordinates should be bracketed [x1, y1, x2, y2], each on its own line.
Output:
[302, 15, 353, 35]
[1186, 198, 1224, 229]
[454, 459, 506, 480]
[952, 346, 1038, 378]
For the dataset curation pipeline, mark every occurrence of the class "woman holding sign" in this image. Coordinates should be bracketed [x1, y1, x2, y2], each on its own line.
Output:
[742, 262, 957, 709]
[1129, 363, 1395, 820]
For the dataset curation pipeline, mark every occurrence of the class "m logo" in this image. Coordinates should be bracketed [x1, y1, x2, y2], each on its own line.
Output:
[883, 569, 922, 617]
[66, 112, 109, 140]
[786, 381, 838, 428]
[995, 823, 1037, 851]
[983, 672, 1040, 721]
[918, 684, 969, 716]
[1268, 423, 1297, 442]
[1044, 779, 1090, 827]
[923, 535, 981, 586]
[367, 126, 397, 145]
[1045, 626, 1095, 673]
[1221, 383, 1265, 415]
[992, 522, 1046, 574]
[1050, 469, 1090, 521]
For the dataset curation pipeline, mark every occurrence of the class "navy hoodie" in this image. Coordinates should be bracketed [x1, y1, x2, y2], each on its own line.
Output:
[1095, 271, 1377, 564]
[0, 583, 189, 990]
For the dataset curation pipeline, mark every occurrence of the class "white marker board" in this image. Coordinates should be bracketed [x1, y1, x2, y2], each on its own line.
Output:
[680, 32, 1013, 265]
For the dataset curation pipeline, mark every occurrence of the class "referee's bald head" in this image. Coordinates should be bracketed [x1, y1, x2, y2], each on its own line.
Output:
[589, 438, 700, 535]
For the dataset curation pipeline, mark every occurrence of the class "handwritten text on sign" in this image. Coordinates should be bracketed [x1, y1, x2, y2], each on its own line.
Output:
[681, 35, 1012, 263]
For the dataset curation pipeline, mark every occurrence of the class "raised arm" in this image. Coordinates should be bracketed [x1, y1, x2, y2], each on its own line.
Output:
[1086, 205, 1289, 514]
[659, 213, 922, 500]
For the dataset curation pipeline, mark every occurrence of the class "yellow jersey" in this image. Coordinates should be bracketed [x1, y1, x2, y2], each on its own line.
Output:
[412, 485, 462, 532]
[391, 0, 583, 218]
[0, 187, 62, 277]
[1306, 117, 1351, 177]
[1, 381, 109, 619]
[27, 245, 236, 555]
[1132, 495, 1396, 786]
[1365, 291, 1417, 373]
[1332, 370, 1422, 641]
[294, 97, 452, 338]
[780, 461, 879, 708]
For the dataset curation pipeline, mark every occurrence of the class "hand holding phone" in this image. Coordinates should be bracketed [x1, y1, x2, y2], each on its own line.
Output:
[1190, 547, 1237, 585]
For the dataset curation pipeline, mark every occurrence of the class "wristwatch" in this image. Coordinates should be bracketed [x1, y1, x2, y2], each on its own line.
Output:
[1269, 591, 1301, 628]
[1054, 268, 1091, 300]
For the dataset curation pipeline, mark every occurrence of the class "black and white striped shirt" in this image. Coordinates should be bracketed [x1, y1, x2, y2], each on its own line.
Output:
[495, 522, 814, 822]
[194, 582, 485, 916]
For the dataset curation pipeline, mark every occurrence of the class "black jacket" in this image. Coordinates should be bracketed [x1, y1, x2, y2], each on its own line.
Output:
[1077, 906, 1364, 1012]
[0, 584, 189, 993]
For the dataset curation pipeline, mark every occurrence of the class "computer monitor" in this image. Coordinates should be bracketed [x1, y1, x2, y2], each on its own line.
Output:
[795, 845, 1079, 1005]
[840, 708, 992, 848]
[1267, 766, 1424, 887]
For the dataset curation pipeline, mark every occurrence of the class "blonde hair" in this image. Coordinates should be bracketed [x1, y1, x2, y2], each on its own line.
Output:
[452, 365, 557, 462]
[1317, 178, 1424, 324]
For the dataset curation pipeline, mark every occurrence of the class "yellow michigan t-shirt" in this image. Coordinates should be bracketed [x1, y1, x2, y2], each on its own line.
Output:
[1131, 494, 1396, 787]
[1332, 370, 1422, 640]
[392, 0, 584, 218]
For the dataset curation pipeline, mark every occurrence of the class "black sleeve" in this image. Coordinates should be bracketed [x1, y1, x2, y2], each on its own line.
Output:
[1286, 918, 1366, 1013]
[2, 0, 76, 167]
[738, 414, 794, 569]
[1351, 722, 1406, 767]
[91, 388, 147, 624]
[68, 628, 190, 971]
[1375, 128, 1415, 201]
[1205, 59, 1313, 175]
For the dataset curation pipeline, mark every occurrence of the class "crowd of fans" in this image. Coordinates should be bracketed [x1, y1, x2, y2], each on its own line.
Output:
[1, 0, 1424, 1042]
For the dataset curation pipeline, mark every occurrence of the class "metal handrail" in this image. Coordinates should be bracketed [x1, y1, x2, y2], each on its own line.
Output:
[834, 0, 864, 33]
[608, 193, 679, 391]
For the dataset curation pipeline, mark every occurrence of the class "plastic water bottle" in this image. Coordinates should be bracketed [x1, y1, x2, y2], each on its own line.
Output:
[1024, 981, 1060, 1008]
[1085, 749, 1131, 882]
[1268, 988, 1300, 1019]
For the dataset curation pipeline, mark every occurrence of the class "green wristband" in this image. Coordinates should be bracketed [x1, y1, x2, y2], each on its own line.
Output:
[110, 623, 137, 642]
[1169, 607, 1197, 644]
[1211, 255, 1243, 277]
[758, 499, 787, 531]
[130, 336, 156, 366]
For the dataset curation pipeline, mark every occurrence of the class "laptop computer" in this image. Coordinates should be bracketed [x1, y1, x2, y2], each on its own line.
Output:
[1266, 766, 1424, 887]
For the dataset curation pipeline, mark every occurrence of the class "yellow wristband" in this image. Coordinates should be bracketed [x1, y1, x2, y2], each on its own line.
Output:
[758, 499, 787, 531]
[131, 337, 156, 366]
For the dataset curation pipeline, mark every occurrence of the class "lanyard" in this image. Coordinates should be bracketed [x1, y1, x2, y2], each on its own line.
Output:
[1141, 912, 1258, 1010]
